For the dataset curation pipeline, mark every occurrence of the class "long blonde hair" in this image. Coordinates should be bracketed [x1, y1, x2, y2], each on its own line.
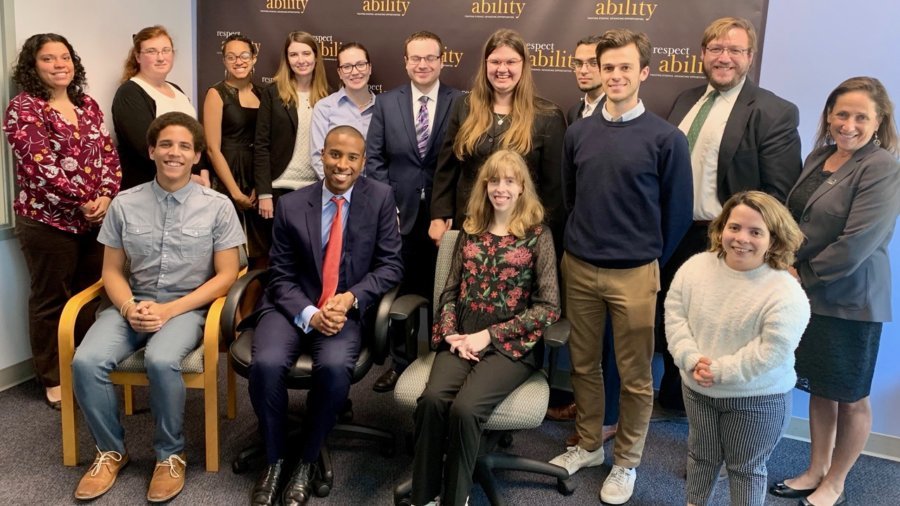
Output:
[463, 150, 544, 238]
[272, 31, 329, 108]
[454, 29, 549, 158]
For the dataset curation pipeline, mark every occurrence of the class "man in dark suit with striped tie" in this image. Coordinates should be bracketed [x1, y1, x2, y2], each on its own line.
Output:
[366, 31, 462, 392]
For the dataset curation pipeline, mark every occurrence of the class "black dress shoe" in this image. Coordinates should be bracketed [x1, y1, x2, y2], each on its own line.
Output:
[251, 459, 284, 506]
[799, 492, 846, 506]
[373, 369, 400, 392]
[770, 481, 817, 499]
[282, 461, 316, 506]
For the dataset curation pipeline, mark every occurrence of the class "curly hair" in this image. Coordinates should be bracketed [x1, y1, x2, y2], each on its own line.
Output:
[11, 33, 87, 106]
[708, 191, 803, 271]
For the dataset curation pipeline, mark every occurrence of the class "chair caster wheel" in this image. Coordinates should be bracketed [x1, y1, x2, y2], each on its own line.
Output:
[312, 479, 331, 497]
[395, 498, 411, 506]
[498, 432, 513, 448]
[232, 458, 254, 474]
[557, 477, 575, 495]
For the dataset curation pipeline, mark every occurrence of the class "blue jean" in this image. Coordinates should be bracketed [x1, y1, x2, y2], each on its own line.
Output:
[72, 305, 205, 461]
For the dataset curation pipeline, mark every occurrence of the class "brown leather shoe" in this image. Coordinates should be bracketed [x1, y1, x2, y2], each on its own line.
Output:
[565, 431, 581, 446]
[546, 402, 577, 421]
[147, 454, 187, 502]
[74, 449, 130, 500]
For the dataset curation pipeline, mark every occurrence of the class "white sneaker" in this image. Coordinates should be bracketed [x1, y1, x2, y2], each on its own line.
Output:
[600, 465, 636, 504]
[549, 445, 605, 476]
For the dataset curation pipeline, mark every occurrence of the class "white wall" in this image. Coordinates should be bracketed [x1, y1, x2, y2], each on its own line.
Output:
[0, 0, 196, 375]
[760, 1, 900, 437]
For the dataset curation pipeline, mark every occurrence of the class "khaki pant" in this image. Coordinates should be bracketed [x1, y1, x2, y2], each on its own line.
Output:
[562, 253, 658, 468]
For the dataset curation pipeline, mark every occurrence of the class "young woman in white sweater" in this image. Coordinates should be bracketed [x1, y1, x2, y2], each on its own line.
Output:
[665, 191, 810, 506]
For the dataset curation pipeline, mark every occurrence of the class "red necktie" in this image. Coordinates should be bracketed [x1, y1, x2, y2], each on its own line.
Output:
[318, 196, 344, 307]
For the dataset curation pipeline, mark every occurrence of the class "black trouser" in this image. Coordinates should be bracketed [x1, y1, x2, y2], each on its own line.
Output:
[655, 222, 709, 410]
[412, 349, 533, 506]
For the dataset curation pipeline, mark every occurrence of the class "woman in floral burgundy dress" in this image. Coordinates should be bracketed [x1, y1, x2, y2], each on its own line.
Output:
[4, 33, 121, 409]
[411, 150, 560, 506]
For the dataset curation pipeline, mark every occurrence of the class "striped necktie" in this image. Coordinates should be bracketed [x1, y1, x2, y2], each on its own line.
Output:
[415, 96, 429, 158]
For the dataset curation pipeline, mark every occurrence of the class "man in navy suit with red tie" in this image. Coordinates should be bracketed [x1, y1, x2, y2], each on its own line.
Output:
[366, 31, 462, 391]
[247, 125, 403, 506]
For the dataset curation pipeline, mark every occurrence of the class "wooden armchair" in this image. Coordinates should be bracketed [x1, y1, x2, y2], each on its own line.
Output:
[57, 278, 237, 472]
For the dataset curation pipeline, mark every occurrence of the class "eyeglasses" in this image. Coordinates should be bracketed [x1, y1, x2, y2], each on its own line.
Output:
[570, 58, 598, 70]
[486, 58, 523, 68]
[704, 46, 750, 57]
[224, 52, 253, 63]
[140, 47, 174, 57]
[406, 55, 441, 65]
[338, 61, 370, 74]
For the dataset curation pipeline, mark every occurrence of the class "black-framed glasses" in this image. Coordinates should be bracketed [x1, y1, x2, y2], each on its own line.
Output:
[570, 58, 598, 70]
[224, 52, 253, 63]
[140, 47, 174, 57]
[406, 55, 441, 65]
[338, 61, 370, 74]
[704, 46, 750, 57]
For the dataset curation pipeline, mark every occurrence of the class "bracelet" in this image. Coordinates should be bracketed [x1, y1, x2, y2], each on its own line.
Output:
[119, 297, 136, 318]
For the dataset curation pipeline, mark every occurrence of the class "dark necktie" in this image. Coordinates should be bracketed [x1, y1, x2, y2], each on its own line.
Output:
[415, 96, 429, 158]
[318, 196, 344, 307]
[686, 90, 719, 152]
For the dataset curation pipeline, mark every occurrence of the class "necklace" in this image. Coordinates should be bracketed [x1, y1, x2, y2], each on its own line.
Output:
[494, 112, 509, 125]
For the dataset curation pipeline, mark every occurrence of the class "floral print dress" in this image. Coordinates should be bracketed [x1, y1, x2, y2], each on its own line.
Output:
[432, 225, 560, 366]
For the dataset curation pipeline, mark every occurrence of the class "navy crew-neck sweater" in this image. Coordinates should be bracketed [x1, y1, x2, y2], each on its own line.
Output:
[562, 109, 693, 269]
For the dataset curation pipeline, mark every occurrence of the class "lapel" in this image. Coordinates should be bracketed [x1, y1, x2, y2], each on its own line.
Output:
[431, 83, 454, 156]
[286, 95, 299, 131]
[345, 178, 373, 269]
[305, 183, 324, 278]
[802, 142, 878, 213]
[669, 86, 705, 125]
[398, 84, 419, 157]
[717, 81, 758, 176]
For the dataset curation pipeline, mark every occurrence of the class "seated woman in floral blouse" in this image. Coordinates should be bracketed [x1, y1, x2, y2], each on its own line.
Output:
[411, 149, 560, 506]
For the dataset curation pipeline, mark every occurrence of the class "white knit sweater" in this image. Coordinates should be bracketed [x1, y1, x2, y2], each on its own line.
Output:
[665, 252, 811, 398]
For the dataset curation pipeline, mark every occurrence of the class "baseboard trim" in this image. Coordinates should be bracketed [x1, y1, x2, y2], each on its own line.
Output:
[784, 416, 900, 462]
[0, 359, 34, 392]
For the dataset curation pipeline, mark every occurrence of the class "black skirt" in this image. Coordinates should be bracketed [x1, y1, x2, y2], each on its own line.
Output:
[795, 313, 882, 403]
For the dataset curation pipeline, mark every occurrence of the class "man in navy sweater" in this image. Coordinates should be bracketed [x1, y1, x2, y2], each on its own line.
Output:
[549, 29, 692, 505]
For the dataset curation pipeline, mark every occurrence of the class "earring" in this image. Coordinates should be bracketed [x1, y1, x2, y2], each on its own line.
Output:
[874, 131, 881, 147]
[825, 130, 834, 144]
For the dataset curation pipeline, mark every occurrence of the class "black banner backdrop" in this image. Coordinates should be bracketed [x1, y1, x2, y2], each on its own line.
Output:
[197, 0, 768, 118]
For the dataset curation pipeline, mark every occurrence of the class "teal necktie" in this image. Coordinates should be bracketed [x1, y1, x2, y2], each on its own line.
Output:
[686, 91, 719, 152]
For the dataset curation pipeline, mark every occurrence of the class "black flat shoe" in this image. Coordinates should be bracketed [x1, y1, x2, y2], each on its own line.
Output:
[282, 461, 315, 506]
[372, 369, 400, 392]
[251, 459, 285, 506]
[799, 492, 846, 506]
[770, 481, 816, 498]
[45, 397, 61, 411]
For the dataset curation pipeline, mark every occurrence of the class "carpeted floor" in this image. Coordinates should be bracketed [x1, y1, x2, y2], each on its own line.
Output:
[1, 363, 898, 505]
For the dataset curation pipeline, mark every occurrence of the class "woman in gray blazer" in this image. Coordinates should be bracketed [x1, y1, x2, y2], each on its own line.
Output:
[770, 77, 899, 506]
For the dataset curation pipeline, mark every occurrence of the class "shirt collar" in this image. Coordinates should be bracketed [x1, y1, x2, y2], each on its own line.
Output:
[337, 86, 375, 110]
[411, 81, 440, 104]
[322, 182, 354, 207]
[706, 77, 746, 104]
[601, 98, 645, 122]
[151, 179, 194, 203]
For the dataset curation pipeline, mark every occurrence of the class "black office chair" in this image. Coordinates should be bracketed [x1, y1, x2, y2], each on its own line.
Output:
[389, 231, 574, 506]
[221, 269, 398, 497]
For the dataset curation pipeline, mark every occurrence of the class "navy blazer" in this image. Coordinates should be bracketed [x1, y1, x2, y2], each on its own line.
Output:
[366, 82, 462, 235]
[667, 80, 802, 203]
[789, 142, 900, 322]
[566, 100, 586, 126]
[253, 83, 300, 196]
[258, 176, 403, 323]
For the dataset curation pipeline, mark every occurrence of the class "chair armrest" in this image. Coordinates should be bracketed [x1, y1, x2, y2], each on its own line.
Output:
[372, 286, 400, 365]
[543, 318, 570, 348]
[58, 279, 106, 363]
[388, 294, 432, 361]
[220, 269, 268, 346]
[388, 294, 430, 322]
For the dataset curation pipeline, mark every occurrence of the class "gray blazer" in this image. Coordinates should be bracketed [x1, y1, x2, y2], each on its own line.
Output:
[789, 142, 900, 322]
